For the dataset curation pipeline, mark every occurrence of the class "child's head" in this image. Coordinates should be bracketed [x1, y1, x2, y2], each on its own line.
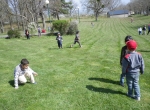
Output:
[126, 40, 137, 51]
[20, 59, 29, 69]
[125, 35, 133, 43]
[76, 31, 79, 34]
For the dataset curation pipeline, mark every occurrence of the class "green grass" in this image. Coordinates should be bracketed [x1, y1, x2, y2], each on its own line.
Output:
[0, 15, 150, 110]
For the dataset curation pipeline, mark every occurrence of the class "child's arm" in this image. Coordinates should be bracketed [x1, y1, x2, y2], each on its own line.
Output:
[122, 58, 129, 74]
[28, 67, 38, 76]
[140, 57, 145, 74]
[14, 72, 19, 89]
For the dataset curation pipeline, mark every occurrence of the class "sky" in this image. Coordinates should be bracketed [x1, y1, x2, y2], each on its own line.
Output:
[69, 0, 131, 8]
[66, 0, 131, 14]
[121, 0, 130, 4]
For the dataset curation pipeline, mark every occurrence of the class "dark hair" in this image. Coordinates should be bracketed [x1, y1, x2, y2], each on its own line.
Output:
[76, 31, 79, 34]
[125, 35, 133, 43]
[20, 59, 29, 65]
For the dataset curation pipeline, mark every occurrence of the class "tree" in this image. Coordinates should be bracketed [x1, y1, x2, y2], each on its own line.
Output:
[126, 0, 150, 15]
[49, 0, 73, 20]
[82, 0, 110, 21]
[107, 0, 121, 11]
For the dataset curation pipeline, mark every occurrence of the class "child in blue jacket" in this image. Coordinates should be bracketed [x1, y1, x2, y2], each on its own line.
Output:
[122, 40, 145, 101]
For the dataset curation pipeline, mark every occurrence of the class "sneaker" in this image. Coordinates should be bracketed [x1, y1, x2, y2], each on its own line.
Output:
[32, 82, 37, 84]
[135, 97, 140, 101]
[126, 93, 134, 98]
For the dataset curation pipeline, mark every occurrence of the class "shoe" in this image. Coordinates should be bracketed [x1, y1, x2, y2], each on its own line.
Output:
[126, 93, 134, 98]
[134, 97, 140, 101]
[32, 82, 37, 84]
[120, 83, 124, 87]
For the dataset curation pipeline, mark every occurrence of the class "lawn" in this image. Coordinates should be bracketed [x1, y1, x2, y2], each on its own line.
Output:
[0, 15, 150, 110]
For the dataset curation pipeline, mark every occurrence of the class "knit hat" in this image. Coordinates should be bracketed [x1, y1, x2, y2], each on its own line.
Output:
[125, 35, 133, 43]
[126, 40, 137, 50]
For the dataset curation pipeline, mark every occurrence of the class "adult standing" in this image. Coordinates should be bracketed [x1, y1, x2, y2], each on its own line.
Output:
[25, 29, 30, 39]
[147, 23, 150, 35]
[142, 25, 146, 35]
[56, 33, 63, 49]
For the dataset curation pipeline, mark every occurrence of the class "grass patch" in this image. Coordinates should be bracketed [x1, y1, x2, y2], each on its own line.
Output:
[0, 15, 150, 110]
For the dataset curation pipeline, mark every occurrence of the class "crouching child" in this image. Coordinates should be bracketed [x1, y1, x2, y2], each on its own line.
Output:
[14, 58, 38, 89]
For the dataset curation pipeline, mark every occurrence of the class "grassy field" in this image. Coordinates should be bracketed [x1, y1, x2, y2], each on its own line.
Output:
[0, 15, 150, 110]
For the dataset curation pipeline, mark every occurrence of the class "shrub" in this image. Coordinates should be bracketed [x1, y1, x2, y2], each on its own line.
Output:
[7, 30, 21, 38]
[52, 20, 69, 35]
[67, 21, 78, 35]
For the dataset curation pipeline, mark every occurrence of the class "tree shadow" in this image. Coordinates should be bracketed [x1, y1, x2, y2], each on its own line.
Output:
[88, 77, 120, 86]
[86, 85, 126, 96]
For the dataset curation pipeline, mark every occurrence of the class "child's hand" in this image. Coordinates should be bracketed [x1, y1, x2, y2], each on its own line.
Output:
[33, 72, 38, 76]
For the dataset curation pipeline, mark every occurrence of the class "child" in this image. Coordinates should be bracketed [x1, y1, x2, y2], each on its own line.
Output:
[56, 32, 63, 49]
[120, 35, 133, 86]
[37, 26, 41, 36]
[14, 59, 38, 89]
[138, 27, 142, 35]
[142, 25, 146, 35]
[25, 29, 30, 39]
[122, 40, 145, 101]
[70, 31, 82, 48]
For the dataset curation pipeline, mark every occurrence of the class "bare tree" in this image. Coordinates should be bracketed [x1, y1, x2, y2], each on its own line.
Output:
[126, 0, 150, 15]
[82, 0, 110, 21]
[107, 0, 121, 11]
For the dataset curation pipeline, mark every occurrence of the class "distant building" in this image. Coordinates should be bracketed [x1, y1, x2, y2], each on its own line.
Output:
[107, 10, 129, 18]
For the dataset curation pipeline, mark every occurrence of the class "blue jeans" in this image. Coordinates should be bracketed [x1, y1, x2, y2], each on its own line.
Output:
[126, 73, 140, 98]
[120, 73, 126, 85]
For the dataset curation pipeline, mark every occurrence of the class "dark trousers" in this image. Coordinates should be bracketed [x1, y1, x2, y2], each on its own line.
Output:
[26, 34, 30, 39]
[74, 40, 81, 47]
[147, 30, 150, 35]
[57, 41, 62, 48]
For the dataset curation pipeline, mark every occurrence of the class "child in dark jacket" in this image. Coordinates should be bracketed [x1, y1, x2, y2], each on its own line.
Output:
[122, 40, 145, 101]
[120, 36, 133, 86]
[56, 33, 63, 49]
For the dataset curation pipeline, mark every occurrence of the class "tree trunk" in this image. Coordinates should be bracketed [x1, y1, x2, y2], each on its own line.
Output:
[40, 13, 46, 29]
[0, 20, 4, 33]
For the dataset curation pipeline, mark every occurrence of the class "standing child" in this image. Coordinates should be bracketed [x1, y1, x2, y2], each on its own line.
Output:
[122, 40, 145, 101]
[56, 33, 63, 49]
[120, 35, 133, 86]
[138, 27, 142, 35]
[70, 31, 82, 48]
[37, 26, 41, 36]
[25, 29, 30, 39]
[14, 59, 38, 89]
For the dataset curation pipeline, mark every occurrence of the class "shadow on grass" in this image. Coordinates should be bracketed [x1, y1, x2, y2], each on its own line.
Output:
[49, 47, 60, 50]
[8, 80, 26, 87]
[9, 80, 14, 87]
[86, 85, 126, 96]
[88, 77, 120, 85]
